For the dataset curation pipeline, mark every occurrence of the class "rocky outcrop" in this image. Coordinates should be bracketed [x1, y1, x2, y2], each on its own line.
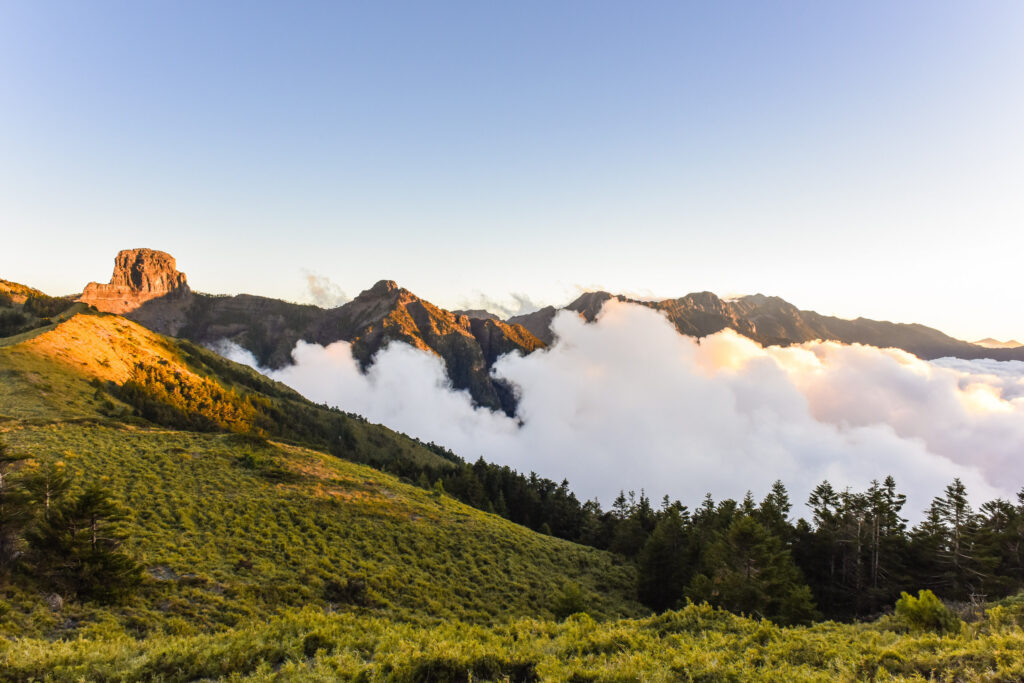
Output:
[80, 249, 190, 314]
[508, 306, 558, 344]
[311, 281, 546, 414]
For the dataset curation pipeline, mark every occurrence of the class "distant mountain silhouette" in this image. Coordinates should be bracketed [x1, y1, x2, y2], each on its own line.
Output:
[973, 338, 1023, 350]
[66, 249, 1024, 413]
[512, 290, 1024, 362]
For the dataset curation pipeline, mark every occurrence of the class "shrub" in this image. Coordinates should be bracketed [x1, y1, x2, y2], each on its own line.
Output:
[553, 580, 588, 620]
[895, 589, 961, 634]
[0, 310, 27, 337]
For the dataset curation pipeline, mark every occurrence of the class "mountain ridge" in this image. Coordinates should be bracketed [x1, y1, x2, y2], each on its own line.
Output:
[507, 288, 1024, 362]
[24, 247, 1024, 414]
[73, 250, 546, 413]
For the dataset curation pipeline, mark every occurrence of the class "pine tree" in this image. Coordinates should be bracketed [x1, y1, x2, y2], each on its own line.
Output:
[637, 506, 691, 612]
[21, 461, 71, 516]
[0, 441, 29, 574]
[758, 480, 792, 543]
[928, 478, 984, 598]
[27, 484, 142, 602]
[686, 515, 818, 625]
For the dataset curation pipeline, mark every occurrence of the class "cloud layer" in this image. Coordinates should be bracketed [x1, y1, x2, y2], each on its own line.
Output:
[218, 300, 1022, 517]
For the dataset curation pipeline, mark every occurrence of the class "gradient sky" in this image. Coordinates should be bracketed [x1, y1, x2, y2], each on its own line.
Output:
[2, 2, 1022, 341]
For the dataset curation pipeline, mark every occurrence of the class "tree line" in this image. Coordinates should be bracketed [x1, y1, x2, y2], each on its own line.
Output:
[386, 449, 1024, 623]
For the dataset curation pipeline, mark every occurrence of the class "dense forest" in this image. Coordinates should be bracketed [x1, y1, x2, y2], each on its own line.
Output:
[393, 451, 1023, 624]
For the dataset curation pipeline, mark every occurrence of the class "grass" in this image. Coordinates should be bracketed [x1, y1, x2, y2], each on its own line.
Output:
[0, 422, 641, 638]
[4, 602, 1024, 682]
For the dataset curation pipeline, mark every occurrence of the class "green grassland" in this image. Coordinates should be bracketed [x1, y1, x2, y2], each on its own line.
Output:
[3, 308, 1024, 680]
[0, 422, 640, 637]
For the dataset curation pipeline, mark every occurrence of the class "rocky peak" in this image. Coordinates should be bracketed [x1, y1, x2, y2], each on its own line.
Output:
[109, 249, 187, 292]
[566, 291, 621, 321]
[363, 280, 400, 297]
[79, 248, 190, 314]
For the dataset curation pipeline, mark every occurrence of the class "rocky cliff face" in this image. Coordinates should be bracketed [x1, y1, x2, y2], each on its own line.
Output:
[80, 249, 190, 314]
[310, 281, 546, 414]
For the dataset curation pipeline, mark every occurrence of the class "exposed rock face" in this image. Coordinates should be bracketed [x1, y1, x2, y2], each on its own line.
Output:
[508, 306, 558, 344]
[310, 281, 546, 414]
[80, 249, 190, 314]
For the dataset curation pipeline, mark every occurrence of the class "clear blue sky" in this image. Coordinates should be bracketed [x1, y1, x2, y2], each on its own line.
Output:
[2, 1, 1022, 340]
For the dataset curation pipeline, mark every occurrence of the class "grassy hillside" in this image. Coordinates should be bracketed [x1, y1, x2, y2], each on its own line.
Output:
[0, 278, 48, 304]
[0, 312, 455, 470]
[0, 311, 642, 640]
[5, 601, 1024, 682]
[0, 280, 84, 344]
[0, 423, 639, 638]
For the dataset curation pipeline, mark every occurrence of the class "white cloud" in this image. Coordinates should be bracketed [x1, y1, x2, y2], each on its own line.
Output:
[217, 300, 1019, 518]
[302, 271, 349, 308]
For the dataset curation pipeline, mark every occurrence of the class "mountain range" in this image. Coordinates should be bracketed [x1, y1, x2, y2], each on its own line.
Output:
[68, 248, 1024, 413]
[4, 247, 1024, 679]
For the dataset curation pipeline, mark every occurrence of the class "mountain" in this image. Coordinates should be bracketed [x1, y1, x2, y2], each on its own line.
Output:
[508, 305, 558, 344]
[974, 337, 1023, 349]
[0, 308, 641, 640]
[5, 268, 1024, 682]
[80, 248, 190, 314]
[512, 289, 1024, 362]
[307, 280, 545, 413]
[80, 249, 545, 414]
[74, 249, 1024, 416]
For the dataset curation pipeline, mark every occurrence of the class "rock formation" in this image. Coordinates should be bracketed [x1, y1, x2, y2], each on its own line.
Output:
[80, 249, 190, 314]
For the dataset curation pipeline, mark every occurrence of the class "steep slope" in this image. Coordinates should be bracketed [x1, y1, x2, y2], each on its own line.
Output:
[508, 305, 558, 344]
[0, 311, 642, 638]
[0, 312, 455, 471]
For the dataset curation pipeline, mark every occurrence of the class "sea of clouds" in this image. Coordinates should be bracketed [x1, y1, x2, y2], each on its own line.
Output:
[216, 300, 1024, 518]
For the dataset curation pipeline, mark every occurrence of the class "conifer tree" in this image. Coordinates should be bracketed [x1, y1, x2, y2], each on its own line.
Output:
[686, 515, 818, 625]
[21, 461, 71, 516]
[0, 441, 29, 573]
[637, 505, 691, 612]
[27, 484, 142, 602]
